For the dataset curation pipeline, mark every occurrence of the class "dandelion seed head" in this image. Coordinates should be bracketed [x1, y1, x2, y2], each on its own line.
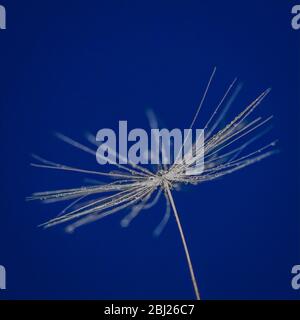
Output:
[28, 68, 278, 300]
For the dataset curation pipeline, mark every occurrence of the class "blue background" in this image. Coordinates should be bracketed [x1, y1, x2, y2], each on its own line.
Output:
[0, 0, 299, 300]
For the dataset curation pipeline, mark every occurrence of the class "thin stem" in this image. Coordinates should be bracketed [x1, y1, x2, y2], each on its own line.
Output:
[164, 183, 201, 300]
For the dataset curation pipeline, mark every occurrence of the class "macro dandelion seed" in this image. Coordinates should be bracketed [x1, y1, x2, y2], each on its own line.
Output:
[28, 68, 277, 300]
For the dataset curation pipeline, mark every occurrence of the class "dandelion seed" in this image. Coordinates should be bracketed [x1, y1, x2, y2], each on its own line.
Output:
[28, 68, 277, 300]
